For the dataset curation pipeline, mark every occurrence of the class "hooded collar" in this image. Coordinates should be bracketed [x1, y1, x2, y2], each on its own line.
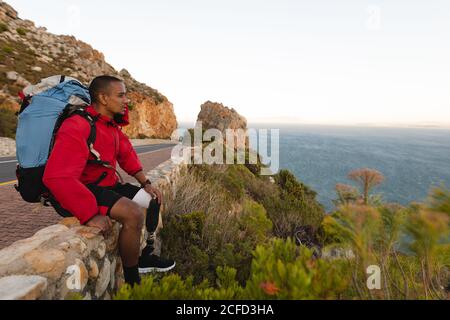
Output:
[86, 105, 130, 128]
[86, 105, 119, 127]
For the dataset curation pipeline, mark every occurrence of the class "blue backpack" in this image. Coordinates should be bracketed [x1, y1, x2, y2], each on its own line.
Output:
[15, 75, 99, 204]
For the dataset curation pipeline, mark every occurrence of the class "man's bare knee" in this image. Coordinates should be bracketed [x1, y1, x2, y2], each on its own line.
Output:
[110, 198, 144, 230]
[128, 206, 144, 231]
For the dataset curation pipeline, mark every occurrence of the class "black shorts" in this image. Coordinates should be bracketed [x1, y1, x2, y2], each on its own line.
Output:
[51, 183, 142, 218]
[86, 183, 142, 217]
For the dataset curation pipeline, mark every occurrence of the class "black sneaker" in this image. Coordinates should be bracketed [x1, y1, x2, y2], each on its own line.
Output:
[138, 254, 176, 273]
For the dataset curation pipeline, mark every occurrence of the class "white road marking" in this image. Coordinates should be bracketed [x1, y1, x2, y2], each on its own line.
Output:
[0, 159, 18, 164]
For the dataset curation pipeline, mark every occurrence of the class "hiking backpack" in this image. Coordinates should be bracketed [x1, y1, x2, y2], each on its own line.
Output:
[15, 75, 101, 204]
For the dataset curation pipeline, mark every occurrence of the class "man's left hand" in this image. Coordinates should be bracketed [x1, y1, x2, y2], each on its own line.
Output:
[144, 185, 164, 205]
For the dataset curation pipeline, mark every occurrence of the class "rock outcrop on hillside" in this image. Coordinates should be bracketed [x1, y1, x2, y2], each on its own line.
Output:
[196, 101, 248, 149]
[122, 91, 178, 139]
[197, 101, 247, 133]
[0, 2, 177, 138]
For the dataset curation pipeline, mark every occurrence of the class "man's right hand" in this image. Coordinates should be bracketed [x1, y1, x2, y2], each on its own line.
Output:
[86, 215, 112, 233]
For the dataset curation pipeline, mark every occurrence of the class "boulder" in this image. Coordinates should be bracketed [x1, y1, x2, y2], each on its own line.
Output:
[197, 101, 247, 133]
[0, 275, 47, 300]
[6, 71, 18, 81]
[95, 258, 111, 298]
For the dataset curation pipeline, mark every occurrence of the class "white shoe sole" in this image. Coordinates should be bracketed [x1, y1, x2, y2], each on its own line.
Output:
[139, 262, 176, 274]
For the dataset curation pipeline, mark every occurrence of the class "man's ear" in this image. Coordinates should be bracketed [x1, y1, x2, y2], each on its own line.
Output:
[98, 92, 108, 105]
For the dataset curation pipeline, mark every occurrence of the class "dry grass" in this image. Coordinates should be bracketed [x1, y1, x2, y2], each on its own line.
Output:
[163, 169, 240, 246]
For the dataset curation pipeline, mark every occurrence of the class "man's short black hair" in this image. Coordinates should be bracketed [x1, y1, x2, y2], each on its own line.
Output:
[89, 75, 123, 104]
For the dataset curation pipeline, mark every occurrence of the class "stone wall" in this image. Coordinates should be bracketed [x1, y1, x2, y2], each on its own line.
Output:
[0, 151, 188, 300]
[0, 137, 15, 157]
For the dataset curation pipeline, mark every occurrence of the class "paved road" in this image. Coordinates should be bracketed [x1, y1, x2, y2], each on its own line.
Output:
[0, 144, 176, 185]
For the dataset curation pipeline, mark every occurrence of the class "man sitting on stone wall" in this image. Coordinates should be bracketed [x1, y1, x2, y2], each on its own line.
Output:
[43, 75, 175, 286]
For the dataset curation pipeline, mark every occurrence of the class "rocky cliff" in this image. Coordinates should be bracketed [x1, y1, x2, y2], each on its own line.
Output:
[197, 101, 247, 133]
[196, 101, 248, 148]
[0, 2, 177, 138]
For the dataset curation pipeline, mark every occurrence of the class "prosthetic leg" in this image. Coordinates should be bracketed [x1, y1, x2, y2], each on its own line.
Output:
[141, 199, 160, 257]
[132, 189, 176, 273]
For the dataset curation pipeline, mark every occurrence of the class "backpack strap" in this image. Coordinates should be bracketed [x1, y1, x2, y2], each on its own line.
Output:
[18, 95, 32, 115]
[50, 105, 124, 184]
[49, 105, 98, 158]
[79, 111, 101, 161]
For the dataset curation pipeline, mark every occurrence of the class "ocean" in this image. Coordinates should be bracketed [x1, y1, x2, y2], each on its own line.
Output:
[178, 123, 450, 212]
[256, 124, 450, 212]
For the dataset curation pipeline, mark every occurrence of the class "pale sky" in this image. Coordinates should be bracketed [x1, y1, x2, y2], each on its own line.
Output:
[5, 0, 450, 126]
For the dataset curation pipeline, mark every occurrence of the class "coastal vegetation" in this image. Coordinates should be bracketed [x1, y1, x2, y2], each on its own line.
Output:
[0, 106, 17, 138]
[115, 145, 449, 300]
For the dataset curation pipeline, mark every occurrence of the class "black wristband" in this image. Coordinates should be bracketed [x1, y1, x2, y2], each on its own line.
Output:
[141, 179, 152, 188]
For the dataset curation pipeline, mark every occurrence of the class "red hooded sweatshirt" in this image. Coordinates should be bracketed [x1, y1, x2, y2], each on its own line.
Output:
[43, 105, 142, 225]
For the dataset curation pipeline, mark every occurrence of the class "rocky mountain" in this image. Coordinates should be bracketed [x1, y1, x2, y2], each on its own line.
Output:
[197, 101, 247, 133]
[0, 1, 177, 138]
[196, 100, 249, 150]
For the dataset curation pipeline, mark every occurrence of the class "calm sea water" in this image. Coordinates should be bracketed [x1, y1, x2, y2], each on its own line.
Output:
[254, 124, 450, 212]
[178, 123, 450, 212]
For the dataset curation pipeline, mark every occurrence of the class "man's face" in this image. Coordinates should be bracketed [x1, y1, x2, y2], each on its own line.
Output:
[104, 81, 128, 115]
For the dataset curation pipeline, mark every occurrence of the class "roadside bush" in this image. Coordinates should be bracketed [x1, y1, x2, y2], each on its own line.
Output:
[115, 266, 243, 300]
[0, 107, 17, 138]
[261, 170, 325, 238]
[322, 188, 449, 299]
[127, 102, 135, 111]
[16, 28, 27, 36]
[161, 166, 274, 283]
[115, 239, 351, 300]
[3, 46, 13, 54]
[161, 198, 273, 285]
[186, 162, 325, 240]
[116, 188, 448, 300]
[0, 23, 8, 33]
[242, 238, 352, 299]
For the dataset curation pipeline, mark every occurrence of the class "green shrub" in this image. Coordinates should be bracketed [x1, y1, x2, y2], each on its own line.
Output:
[429, 188, 450, 215]
[117, 145, 449, 302]
[276, 169, 319, 200]
[65, 292, 84, 300]
[244, 149, 264, 176]
[188, 163, 325, 239]
[0, 107, 17, 138]
[3, 46, 13, 54]
[127, 102, 135, 111]
[322, 189, 449, 299]
[16, 28, 27, 36]
[0, 23, 8, 33]
[189, 164, 248, 202]
[115, 266, 243, 300]
[240, 200, 273, 243]
[116, 189, 449, 300]
[160, 164, 275, 283]
[160, 211, 207, 277]
[217, 165, 247, 201]
[114, 239, 352, 300]
[261, 170, 325, 238]
[232, 200, 273, 281]
[242, 239, 352, 299]
[161, 199, 273, 285]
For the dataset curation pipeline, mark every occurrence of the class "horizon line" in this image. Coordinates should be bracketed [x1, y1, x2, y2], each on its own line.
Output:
[176, 120, 450, 129]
